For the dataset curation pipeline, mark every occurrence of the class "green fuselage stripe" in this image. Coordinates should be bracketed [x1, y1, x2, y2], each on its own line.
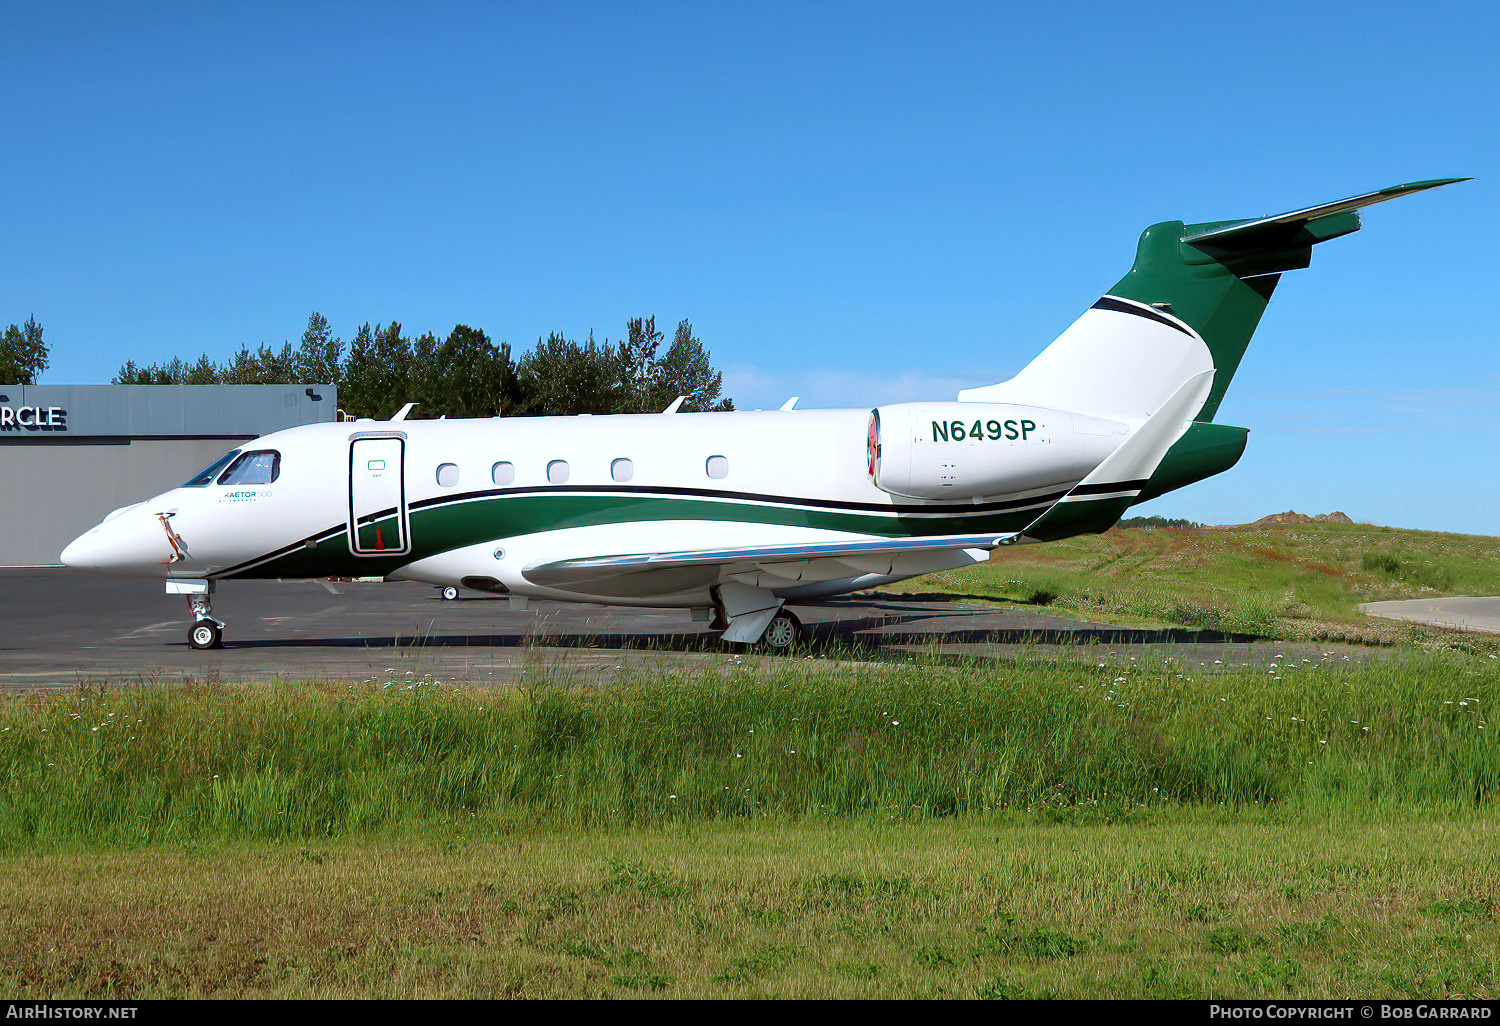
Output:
[225, 489, 1050, 580]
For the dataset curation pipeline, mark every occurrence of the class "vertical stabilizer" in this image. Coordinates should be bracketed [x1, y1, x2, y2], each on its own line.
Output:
[960, 179, 1468, 423]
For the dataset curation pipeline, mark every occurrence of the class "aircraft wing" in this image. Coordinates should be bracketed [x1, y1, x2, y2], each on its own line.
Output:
[522, 532, 1016, 592]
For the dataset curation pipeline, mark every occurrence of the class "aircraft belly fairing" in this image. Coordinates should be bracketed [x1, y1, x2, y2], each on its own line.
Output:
[387, 520, 1007, 604]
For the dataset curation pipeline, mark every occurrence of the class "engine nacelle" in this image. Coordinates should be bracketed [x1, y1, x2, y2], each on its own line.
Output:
[867, 402, 1128, 500]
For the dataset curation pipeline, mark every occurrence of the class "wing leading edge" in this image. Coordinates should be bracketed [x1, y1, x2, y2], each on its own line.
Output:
[522, 532, 1017, 591]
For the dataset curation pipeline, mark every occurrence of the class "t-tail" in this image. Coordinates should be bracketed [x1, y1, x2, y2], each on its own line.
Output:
[958, 178, 1470, 537]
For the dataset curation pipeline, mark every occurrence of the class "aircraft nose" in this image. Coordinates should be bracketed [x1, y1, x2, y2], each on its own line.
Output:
[60, 523, 122, 570]
[59, 533, 94, 568]
[60, 505, 174, 574]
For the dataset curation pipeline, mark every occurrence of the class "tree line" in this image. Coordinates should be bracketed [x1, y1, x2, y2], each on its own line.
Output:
[108, 312, 734, 419]
[1119, 516, 1204, 530]
[0, 317, 47, 384]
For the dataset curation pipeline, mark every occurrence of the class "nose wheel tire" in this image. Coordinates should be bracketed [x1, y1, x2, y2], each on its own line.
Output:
[190, 620, 223, 650]
[440, 586, 460, 601]
[761, 610, 803, 651]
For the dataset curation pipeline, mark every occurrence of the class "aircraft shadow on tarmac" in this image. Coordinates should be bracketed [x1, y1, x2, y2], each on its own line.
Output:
[210, 600, 1265, 659]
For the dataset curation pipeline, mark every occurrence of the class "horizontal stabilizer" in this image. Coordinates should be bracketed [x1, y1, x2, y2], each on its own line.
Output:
[1180, 178, 1470, 248]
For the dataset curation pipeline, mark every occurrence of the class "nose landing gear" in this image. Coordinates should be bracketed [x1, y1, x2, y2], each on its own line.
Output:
[168, 579, 225, 650]
[189, 617, 223, 650]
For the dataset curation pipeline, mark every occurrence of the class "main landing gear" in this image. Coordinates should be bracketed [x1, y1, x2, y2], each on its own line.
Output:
[760, 609, 804, 652]
[168, 579, 225, 650]
[711, 583, 806, 651]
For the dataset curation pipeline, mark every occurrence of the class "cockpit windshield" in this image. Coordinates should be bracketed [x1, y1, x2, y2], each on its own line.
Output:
[218, 450, 280, 486]
[182, 450, 242, 487]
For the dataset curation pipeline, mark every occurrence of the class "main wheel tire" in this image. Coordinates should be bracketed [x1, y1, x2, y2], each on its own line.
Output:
[761, 610, 802, 651]
[189, 620, 223, 650]
[441, 586, 460, 601]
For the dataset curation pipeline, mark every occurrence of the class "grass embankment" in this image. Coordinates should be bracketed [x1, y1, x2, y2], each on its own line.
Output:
[899, 522, 1500, 643]
[0, 654, 1498, 998]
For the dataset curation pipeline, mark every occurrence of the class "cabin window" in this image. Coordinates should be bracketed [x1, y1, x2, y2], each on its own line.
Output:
[217, 450, 280, 486]
[183, 450, 241, 487]
[547, 460, 570, 484]
[436, 463, 459, 488]
[611, 458, 633, 483]
[491, 461, 514, 486]
[706, 455, 728, 480]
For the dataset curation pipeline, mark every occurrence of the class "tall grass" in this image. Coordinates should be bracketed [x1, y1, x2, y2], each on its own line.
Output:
[1, 650, 1497, 849]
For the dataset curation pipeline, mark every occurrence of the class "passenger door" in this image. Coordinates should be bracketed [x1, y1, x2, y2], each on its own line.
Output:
[348, 435, 411, 555]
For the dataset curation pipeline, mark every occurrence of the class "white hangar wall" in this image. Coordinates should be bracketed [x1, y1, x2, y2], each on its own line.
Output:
[0, 384, 337, 567]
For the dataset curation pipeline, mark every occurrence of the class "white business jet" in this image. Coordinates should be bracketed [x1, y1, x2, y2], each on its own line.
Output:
[62, 180, 1466, 650]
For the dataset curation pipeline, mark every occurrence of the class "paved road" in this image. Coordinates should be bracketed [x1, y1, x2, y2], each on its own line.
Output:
[0, 570, 1380, 691]
[1361, 597, 1500, 634]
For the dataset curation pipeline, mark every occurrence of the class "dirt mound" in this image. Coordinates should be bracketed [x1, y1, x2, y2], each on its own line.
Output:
[1248, 510, 1354, 527]
[1201, 511, 1355, 531]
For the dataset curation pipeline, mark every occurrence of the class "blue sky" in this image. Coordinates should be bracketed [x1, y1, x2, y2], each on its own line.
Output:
[3, 0, 1495, 533]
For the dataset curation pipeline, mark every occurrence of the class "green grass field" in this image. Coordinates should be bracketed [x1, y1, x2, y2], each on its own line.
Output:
[895, 521, 1500, 644]
[1, 646, 1498, 998]
[4, 817, 1498, 999]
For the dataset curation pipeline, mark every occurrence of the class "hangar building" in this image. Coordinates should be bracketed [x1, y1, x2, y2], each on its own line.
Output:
[0, 384, 337, 566]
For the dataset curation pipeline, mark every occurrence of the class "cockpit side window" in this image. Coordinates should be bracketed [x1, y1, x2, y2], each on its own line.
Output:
[183, 450, 242, 487]
[217, 449, 281, 486]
